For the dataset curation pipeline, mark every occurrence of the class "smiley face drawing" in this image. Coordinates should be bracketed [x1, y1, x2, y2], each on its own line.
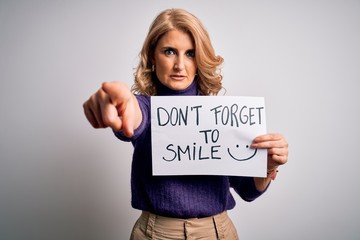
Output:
[227, 143, 258, 161]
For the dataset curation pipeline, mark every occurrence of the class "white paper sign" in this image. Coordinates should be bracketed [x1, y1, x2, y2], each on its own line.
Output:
[151, 96, 267, 177]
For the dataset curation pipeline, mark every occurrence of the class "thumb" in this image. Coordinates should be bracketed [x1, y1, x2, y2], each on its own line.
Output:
[117, 104, 135, 137]
[103, 102, 123, 131]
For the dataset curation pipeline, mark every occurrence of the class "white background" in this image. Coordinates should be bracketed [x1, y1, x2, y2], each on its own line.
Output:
[1, 0, 359, 239]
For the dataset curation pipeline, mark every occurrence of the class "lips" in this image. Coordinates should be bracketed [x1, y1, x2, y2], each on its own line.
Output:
[170, 75, 186, 80]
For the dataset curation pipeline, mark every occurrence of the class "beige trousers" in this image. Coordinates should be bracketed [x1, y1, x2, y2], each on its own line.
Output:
[130, 211, 239, 240]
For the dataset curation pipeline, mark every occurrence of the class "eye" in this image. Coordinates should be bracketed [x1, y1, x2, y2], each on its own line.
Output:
[186, 50, 195, 58]
[164, 48, 176, 56]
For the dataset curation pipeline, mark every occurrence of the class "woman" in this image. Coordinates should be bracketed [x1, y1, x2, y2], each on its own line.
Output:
[83, 8, 288, 240]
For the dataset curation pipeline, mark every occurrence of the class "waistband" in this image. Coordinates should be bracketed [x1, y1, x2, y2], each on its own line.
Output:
[139, 211, 232, 239]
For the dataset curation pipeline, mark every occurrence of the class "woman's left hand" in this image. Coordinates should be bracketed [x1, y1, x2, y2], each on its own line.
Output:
[251, 133, 288, 173]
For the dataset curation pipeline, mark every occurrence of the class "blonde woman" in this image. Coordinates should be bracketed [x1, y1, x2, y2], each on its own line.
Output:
[83, 8, 288, 240]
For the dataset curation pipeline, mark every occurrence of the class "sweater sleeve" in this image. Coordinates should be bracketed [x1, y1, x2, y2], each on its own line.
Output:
[113, 95, 150, 142]
[229, 176, 270, 202]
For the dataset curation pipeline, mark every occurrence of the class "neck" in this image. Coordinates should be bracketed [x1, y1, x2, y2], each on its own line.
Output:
[155, 80, 198, 96]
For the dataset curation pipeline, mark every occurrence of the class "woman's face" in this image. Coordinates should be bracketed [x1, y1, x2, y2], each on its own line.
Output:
[153, 29, 197, 91]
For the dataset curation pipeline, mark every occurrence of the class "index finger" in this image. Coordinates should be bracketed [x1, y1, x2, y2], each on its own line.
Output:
[253, 133, 284, 143]
[101, 81, 131, 107]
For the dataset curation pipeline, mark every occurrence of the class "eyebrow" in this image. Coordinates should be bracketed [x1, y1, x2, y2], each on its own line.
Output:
[160, 46, 195, 51]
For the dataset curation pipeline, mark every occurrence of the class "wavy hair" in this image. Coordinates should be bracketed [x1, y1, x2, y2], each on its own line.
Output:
[132, 8, 224, 96]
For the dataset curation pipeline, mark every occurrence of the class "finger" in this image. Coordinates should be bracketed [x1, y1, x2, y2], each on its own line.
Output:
[83, 96, 106, 128]
[98, 92, 123, 131]
[119, 105, 135, 137]
[267, 146, 288, 155]
[268, 146, 288, 164]
[102, 81, 136, 136]
[116, 93, 139, 137]
[93, 89, 111, 128]
[253, 133, 284, 143]
[251, 139, 288, 149]
[83, 102, 100, 128]
[103, 102, 123, 130]
[268, 154, 288, 165]
[102, 81, 131, 106]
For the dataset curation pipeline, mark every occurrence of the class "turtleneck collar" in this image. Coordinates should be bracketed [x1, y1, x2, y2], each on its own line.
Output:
[155, 79, 199, 96]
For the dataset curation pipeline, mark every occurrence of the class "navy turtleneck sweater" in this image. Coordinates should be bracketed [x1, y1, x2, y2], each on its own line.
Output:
[115, 80, 266, 218]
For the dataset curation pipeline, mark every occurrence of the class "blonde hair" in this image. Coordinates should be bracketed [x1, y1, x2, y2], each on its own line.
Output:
[132, 8, 224, 96]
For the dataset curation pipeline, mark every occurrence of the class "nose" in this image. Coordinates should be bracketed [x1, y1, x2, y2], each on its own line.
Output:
[174, 56, 185, 71]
